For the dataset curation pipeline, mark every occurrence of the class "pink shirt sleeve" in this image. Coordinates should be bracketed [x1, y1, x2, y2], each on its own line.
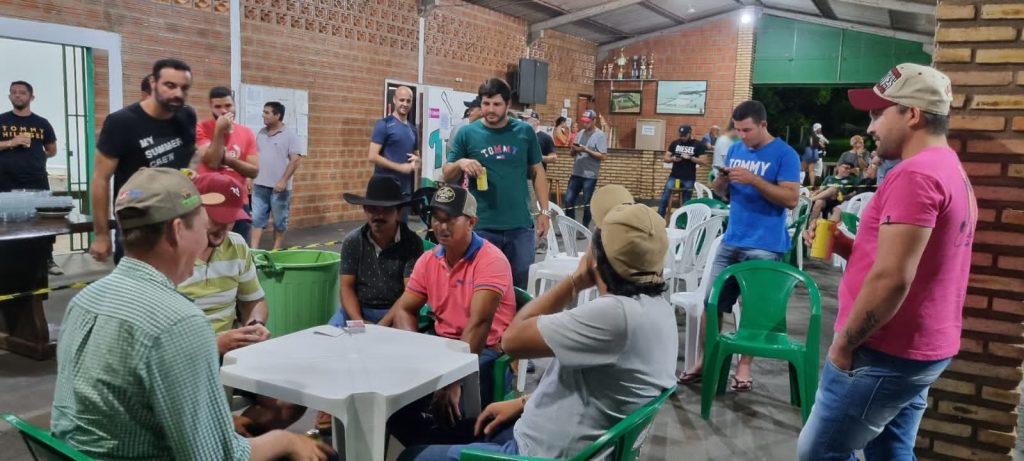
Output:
[876, 170, 943, 229]
[405, 252, 432, 299]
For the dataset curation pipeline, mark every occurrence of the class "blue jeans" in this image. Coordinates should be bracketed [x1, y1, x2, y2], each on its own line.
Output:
[398, 425, 519, 461]
[797, 347, 950, 460]
[476, 228, 535, 291]
[251, 185, 292, 231]
[388, 348, 506, 447]
[327, 306, 389, 327]
[563, 175, 597, 228]
[705, 243, 784, 314]
[231, 203, 252, 244]
[658, 177, 695, 217]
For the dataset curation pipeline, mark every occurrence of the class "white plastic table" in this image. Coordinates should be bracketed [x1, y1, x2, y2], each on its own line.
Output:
[221, 325, 481, 461]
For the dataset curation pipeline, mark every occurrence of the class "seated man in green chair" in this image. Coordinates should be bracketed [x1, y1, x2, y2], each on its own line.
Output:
[396, 196, 678, 461]
[178, 173, 306, 436]
[388, 185, 517, 447]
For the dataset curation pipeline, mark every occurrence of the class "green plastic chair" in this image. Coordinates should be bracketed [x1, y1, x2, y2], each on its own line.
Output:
[1, 413, 93, 461]
[459, 386, 676, 461]
[700, 260, 821, 423]
[839, 211, 859, 235]
[784, 197, 812, 268]
[682, 198, 728, 229]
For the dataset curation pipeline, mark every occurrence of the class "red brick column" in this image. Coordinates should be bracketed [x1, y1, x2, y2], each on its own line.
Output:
[918, 2, 1024, 459]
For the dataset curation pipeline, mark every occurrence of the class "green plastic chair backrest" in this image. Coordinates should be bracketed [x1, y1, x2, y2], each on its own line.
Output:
[514, 286, 532, 309]
[705, 260, 821, 350]
[423, 238, 437, 251]
[1, 413, 93, 461]
[840, 211, 860, 235]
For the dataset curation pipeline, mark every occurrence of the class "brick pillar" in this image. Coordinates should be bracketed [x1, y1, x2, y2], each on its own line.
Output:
[733, 16, 755, 106]
[919, 3, 1024, 460]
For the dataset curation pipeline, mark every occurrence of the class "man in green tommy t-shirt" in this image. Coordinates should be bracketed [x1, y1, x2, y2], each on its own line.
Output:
[443, 78, 550, 290]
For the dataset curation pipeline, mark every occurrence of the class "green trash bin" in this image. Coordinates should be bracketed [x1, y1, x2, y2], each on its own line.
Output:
[252, 249, 340, 337]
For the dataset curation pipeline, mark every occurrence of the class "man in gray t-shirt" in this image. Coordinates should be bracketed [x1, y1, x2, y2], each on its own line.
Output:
[397, 194, 677, 461]
[563, 109, 608, 228]
[251, 102, 304, 250]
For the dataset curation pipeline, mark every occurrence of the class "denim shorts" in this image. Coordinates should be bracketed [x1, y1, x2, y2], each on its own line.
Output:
[251, 185, 292, 231]
[705, 243, 784, 313]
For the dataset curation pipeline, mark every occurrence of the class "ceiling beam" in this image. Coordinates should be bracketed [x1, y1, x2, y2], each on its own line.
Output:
[596, 9, 739, 59]
[834, 0, 935, 16]
[810, 0, 837, 19]
[529, 0, 644, 34]
[764, 8, 934, 44]
[640, 1, 687, 25]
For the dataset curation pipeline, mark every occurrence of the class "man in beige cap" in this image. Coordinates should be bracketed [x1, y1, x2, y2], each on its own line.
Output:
[51, 167, 331, 460]
[798, 63, 976, 459]
[396, 196, 677, 461]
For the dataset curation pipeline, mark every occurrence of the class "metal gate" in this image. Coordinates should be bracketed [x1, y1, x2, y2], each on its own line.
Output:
[60, 45, 94, 251]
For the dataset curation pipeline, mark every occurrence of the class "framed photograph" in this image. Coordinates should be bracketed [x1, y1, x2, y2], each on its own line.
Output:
[656, 80, 707, 115]
[609, 90, 642, 114]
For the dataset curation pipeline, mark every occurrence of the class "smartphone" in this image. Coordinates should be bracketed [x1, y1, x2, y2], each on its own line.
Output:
[714, 165, 729, 175]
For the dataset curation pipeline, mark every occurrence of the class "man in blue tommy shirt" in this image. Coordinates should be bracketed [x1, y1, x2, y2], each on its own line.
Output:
[677, 100, 801, 390]
[369, 86, 420, 197]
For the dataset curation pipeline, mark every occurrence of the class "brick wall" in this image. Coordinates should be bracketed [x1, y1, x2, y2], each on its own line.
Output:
[593, 17, 741, 149]
[528, 30, 596, 126]
[919, 2, 1024, 460]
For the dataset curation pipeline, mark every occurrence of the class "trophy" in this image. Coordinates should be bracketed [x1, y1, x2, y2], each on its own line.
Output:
[647, 52, 655, 80]
[615, 48, 627, 80]
[605, 62, 613, 80]
[631, 56, 639, 79]
[639, 55, 648, 80]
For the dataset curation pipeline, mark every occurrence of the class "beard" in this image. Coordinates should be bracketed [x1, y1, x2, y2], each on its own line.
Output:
[156, 94, 184, 113]
[11, 101, 28, 111]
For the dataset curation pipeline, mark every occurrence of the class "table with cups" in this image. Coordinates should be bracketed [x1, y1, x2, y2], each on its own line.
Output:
[0, 190, 110, 360]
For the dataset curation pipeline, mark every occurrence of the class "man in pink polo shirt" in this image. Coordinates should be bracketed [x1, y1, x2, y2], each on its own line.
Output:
[390, 184, 516, 446]
[798, 64, 977, 460]
[197, 86, 260, 244]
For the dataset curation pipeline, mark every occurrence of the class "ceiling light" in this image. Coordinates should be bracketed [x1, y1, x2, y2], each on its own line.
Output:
[740, 12, 753, 24]
[688, 5, 696, 13]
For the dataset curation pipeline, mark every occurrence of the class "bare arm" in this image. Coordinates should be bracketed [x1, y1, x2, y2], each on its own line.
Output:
[830, 224, 932, 362]
[274, 154, 302, 191]
[44, 142, 57, 158]
[340, 274, 363, 321]
[542, 152, 557, 164]
[726, 166, 800, 209]
[367, 142, 412, 174]
[375, 277, 410, 327]
[238, 298, 268, 325]
[88, 152, 119, 263]
[711, 169, 730, 199]
[462, 289, 501, 354]
[391, 290, 428, 332]
[225, 154, 259, 179]
[249, 429, 331, 461]
[580, 145, 607, 161]
[531, 164, 550, 238]
[663, 150, 677, 163]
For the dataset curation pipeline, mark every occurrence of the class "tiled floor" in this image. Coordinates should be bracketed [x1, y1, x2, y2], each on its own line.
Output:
[1, 219, 844, 460]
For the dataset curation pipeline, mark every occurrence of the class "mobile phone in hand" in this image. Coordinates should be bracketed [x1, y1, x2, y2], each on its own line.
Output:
[714, 165, 729, 175]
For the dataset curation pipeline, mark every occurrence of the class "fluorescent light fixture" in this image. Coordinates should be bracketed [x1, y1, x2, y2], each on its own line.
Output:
[740, 11, 753, 24]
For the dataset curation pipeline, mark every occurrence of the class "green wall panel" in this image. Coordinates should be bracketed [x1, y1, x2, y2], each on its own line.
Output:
[753, 15, 932, 86]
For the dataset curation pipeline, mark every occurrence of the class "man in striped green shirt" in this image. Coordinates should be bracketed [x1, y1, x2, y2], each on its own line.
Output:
[179, 173, 306, 436]
[51, 167, 330, 460]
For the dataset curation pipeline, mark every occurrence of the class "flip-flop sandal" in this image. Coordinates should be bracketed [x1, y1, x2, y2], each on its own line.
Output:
[730, 375, 753, 392]
[677, 371, 703, 384]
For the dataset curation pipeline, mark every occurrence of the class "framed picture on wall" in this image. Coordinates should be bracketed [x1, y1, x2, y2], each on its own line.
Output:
[656, 80, 707, 115]
[609, 90, 642, 114]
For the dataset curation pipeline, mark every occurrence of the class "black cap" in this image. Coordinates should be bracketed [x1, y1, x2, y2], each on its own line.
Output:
[464, 96, 481, 108]
[678, 125, 693, 136]
[429, 185, 477, 218]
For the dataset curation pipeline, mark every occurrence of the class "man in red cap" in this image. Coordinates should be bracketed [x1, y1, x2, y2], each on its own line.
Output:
[798, 63, 976, 460]
[178, 173, 306, 436]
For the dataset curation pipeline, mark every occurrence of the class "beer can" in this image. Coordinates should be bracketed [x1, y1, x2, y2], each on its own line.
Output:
[476, 168, 489, 191]
[809, 219, 836, 260]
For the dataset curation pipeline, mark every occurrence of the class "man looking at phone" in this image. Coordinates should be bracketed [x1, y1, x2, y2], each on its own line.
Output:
[657, 124, 707, 217]
[677, 100, 801, 390]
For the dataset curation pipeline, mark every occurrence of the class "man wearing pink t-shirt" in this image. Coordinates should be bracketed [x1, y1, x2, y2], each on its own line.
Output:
[197, 86, 260, 243]
[389, 184, 516, 447]
[798, 64, 977, 460]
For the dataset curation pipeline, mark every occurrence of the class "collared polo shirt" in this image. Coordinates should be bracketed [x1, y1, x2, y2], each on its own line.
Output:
[51, 258, 250, 460]
[406, 233, 516, 346]
[178, 232, 265, 333]
[339, 222, 423, 310]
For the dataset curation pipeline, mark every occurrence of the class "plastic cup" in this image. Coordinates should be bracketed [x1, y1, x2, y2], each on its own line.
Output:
[809, 219, 836, 260]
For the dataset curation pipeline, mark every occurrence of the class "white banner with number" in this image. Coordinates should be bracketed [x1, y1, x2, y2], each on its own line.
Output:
[420, 86, 476, 184]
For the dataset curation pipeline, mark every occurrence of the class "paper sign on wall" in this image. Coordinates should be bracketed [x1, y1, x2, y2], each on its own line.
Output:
[642, 125, 656, 136]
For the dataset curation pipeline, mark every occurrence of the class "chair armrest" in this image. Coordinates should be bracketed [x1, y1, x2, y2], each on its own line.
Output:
[493, 354, 515, 403]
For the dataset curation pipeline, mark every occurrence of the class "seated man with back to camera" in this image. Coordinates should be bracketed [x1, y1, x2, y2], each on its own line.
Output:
[397, 192, 678, 461]
[387, 184, 518, 447]
[177, 173, 306, 437]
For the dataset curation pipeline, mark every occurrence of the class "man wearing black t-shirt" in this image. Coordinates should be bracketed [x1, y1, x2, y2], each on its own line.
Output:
[658, 124, 707, 217]
[89, 59, 198, 263]
[0, 81, 57, 192]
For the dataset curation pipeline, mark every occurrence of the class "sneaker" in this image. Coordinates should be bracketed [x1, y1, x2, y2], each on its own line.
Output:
[48, 258, 63, 276]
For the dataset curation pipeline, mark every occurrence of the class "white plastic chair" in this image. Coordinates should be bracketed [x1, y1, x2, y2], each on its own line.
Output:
[663, 216, 725, 294]
[833, 192, 874, 269]
[667, 203, 712, 230]
[527, 214, 593, 298]
[670, 235, 723, 370]
[694, 182, 713, 199]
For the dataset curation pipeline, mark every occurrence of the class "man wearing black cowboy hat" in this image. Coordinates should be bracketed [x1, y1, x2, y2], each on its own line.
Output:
[327, 175, 424, 328]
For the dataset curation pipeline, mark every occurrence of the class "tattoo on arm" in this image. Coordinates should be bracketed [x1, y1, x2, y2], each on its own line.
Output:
[845, 310, 879, 346]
